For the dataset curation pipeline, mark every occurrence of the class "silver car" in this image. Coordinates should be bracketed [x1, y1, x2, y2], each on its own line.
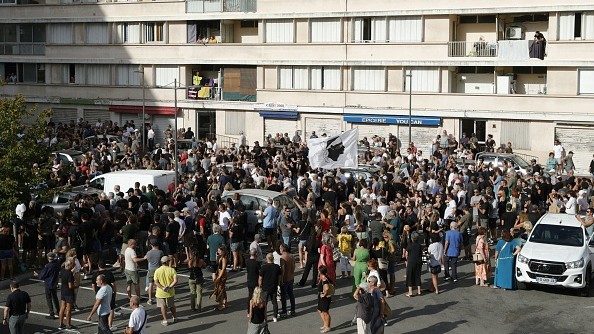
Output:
[475, 152, 531, 176]
[221, 189, 295, 236]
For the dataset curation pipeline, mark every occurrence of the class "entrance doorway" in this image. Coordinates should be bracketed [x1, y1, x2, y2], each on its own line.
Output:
[461, 119, 486, 143]
[197, 111, 216, 141]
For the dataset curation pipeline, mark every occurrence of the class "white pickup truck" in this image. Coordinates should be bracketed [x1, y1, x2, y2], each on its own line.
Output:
[515, 213, 594, 296]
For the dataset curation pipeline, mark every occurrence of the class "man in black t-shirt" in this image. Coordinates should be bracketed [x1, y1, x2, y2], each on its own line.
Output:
[259, 253, 282, 322]
[3, 281, 31, 333]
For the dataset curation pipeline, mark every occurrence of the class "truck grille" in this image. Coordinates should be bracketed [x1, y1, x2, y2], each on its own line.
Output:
[528, 260, 566, 275]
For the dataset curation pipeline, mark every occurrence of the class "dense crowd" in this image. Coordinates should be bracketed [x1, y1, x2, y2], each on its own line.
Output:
[2, 119, 594, 334]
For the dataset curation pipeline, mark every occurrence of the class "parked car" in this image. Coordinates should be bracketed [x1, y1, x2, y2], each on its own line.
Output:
[221, 189, 295, 236]
[52, 149, 85, 165]
[516, 213, 594, 296]
[475, 152, 531, 176]
[40, 189, 102, 214]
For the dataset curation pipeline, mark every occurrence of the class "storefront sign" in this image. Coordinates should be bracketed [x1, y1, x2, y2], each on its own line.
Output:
[344, 114, 441, 126]
[254, 102, 298, 112]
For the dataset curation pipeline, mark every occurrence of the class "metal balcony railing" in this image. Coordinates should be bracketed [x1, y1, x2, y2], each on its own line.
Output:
[186, 0, 256, 13]
[448, 41, 498, 57]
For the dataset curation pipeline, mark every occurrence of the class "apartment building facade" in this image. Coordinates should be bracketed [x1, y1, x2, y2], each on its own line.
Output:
[1, 0, 594, 172]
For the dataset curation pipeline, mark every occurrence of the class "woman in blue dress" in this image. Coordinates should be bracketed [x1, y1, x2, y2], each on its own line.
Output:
[493, 229, 522, 289]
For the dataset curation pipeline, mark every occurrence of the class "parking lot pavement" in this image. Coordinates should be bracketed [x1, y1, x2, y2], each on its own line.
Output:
[1, 259, 592, 334]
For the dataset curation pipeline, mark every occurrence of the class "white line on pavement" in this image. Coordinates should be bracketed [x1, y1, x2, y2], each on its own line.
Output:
[0, 306, 95, 325]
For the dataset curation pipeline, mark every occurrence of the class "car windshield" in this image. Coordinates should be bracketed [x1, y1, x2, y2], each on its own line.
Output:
[529, 224, 584, 247]
[512, 156, 530, 168]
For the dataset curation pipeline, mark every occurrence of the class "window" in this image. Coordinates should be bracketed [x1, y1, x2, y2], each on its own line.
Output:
[144, 22, 164, 43]
[310, 66, 341, 90]
[559, 12, 594, 40]
[265, 20, 293, 43]
[578, 69, 594, 94]
[310, 19, 341, 43]
[86, 65, 110, 85]
[116, 23, 140, 44]
[352, 67, 385, 91]
[155, 66, 179, 87]
[49, 24, 73, 44]
[15, 63, 44, 83]
[240, 20, 258, 28]
[459, 15, 496, 24]
[278, 66, 308, 89]
[405, 67, 440, 93]
[0, 24, 44, 55]
[353, 18, 387, 42]
[116, 65, 142, 86]
[388, 16, 422, 42]
[86, 23, 109, 44]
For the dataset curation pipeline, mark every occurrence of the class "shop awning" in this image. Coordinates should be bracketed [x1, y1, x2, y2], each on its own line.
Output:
[258, 111, 299, 120]
[109, 105, 178, 115]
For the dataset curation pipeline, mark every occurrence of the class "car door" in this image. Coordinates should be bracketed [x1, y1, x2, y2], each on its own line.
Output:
[239, 195, 260, 230]
[588, 232, 594, 272]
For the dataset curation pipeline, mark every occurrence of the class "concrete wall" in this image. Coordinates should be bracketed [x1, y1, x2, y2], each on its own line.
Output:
[457, 23, 496, 42]
[546, 67, 577, 95]
[424, 16, 450, 42]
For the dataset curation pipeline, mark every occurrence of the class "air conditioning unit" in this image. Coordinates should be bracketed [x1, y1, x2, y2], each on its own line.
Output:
[506, 26, 523, 40]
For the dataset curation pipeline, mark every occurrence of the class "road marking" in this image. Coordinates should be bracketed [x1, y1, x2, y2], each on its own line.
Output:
[0, 306, 95, 325]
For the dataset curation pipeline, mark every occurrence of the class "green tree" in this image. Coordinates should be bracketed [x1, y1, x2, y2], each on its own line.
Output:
[0, 95, 53, 219]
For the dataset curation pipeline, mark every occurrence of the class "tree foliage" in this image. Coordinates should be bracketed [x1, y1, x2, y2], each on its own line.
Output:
[0, 95, 53, 219]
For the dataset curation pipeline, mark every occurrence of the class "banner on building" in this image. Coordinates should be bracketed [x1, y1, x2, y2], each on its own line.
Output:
[308, 128, 358, 169]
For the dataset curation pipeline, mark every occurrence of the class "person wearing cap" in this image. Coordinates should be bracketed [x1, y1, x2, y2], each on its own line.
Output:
[34, 252, 61, 320]
[144, 239, 164, 305]
[443, 221, 463, 282]
[153, 255, 178, 326]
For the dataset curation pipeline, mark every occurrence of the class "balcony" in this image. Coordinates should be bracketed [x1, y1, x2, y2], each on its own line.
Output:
[448, 41, 497, 57]
[186, 0, 256, 13]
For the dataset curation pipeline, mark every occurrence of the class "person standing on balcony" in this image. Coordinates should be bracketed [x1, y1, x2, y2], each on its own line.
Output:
[529, 31, 546, 60]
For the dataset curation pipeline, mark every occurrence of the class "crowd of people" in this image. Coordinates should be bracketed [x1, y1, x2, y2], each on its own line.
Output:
[2, 118, 594, 334]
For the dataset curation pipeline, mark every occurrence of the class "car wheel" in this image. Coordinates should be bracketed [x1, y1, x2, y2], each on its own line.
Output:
[579, 268, 591, 297]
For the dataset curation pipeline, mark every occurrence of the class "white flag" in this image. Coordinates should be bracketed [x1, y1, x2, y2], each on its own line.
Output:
[308, 128, 358, 169]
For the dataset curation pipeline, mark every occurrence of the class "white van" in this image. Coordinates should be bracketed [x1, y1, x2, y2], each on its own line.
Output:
[83, 170, 176, 194]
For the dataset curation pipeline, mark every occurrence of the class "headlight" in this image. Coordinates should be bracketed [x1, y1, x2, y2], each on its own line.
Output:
[517, 254, 530, 264]
[566, 259, 585, 269]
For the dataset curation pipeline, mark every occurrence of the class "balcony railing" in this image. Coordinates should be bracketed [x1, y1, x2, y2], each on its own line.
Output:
[448, 41, 498, 57]
[186, 0, 256, 13]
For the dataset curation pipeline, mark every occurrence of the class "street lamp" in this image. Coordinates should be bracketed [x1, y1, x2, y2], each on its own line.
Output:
[406, 70, 412, 146]
[135, 66, 146, 152]
[173, 78, 179, 190]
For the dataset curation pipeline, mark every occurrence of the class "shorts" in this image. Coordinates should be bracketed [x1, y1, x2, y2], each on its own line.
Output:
[298, 240, 307, 249]
[61, 295, 74, 304]
[556, 158, 563, 165]
[124, 269, 139, 285]
[110, 293, 116, 310]
[478, 219, 489, 229]
[488, 218, 498, 229]
[147, 268, 157, 281]
[230, 242, 242, 253]
[264, 228, 275, 237]
[156, 297, 175, 308]
[0, 249, 14, 260]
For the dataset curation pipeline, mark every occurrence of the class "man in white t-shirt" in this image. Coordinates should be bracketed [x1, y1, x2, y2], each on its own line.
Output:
[553, 139, 565, 174]
[127, 296, 147, 334]
[124, 239, 145, 300]
[86, 274, 113, 334]
[444, 193, 457, 221]
[217, 203, 231, 233]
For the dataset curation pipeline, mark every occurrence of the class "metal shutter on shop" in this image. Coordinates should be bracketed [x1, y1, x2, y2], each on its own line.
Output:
[304, 118, 341, 138]
[501, 120, 530, 150]
[398, 126, 437, 153]
[152, 115, 175, 147]
[555, 126, 594, 175]
[51, 108, 78, 125]
[84, 109, 111, 125]
[353, 124, 398, 142]
[264, 119, 298, 139]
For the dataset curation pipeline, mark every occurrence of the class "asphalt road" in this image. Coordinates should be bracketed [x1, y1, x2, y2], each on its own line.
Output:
[1, 257, 592, 334]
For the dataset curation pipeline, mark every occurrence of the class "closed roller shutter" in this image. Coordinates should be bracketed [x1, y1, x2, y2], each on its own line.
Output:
[152, 115, 175, 146]
[264, 119, 298, 139]
[501, 120, 530, 150]
[304, 118, 341, 138]
[84, 108, 111, 125]
[119, 113, 143, 132]
[353, 124, 398, 142]
[398, 126, 436, 153]
[555, 126, 594, 175]
[52, 108, 78, 125]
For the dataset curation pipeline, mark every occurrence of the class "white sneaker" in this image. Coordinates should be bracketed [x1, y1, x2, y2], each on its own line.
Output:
[171, 317, 176, 324]
[112, 263, 120, 268]
[273, 317, 278, 323]
[145, 286, 148, 292]
[147, 299, 152, 305]
[161, 320, 168, 326]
